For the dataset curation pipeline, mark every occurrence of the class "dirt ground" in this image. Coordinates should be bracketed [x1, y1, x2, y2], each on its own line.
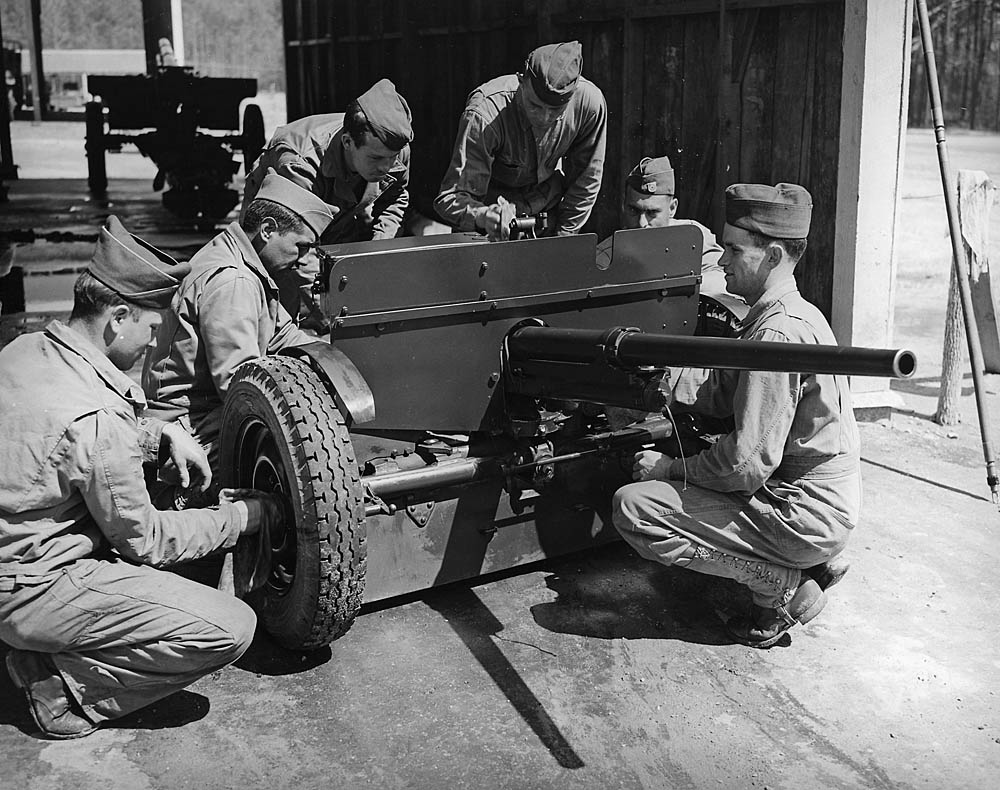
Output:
[0, 120, 999, 789]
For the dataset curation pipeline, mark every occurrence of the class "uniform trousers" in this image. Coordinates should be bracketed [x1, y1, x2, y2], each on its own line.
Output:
[0, 557, 256, 723]
[612, 480, 832, 607]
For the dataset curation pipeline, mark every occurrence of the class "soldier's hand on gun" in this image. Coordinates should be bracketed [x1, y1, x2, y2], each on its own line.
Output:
[160, 422, 212, 492]
[632, 449, 672, 482]
[479, 196, 517, 242]
[219, 489, 288, 535]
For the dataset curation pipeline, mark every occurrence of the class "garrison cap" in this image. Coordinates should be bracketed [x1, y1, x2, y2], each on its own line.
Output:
[725, 182, 812, 239]
[523, 41, 582, 106]
[626, 156, 675, 196]
[87, 216, 189, 309]
[253, 172, 336, 238]
[356, 78, 413, 151]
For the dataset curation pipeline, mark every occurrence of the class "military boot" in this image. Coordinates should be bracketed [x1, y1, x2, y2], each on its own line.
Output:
[803, 556, 850, 591]
[6, 650, 98, 739]
[726, 577, 827, 649]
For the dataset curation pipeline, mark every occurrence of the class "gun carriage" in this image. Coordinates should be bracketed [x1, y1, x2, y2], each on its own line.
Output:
[218, 225, 915, 651]
[85, 55, 263, 222]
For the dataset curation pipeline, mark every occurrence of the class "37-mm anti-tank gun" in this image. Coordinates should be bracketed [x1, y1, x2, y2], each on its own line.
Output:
[218, 226, 915, 650]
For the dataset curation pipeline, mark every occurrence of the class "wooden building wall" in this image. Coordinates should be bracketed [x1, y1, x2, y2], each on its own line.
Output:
[282, 0, 845, 314]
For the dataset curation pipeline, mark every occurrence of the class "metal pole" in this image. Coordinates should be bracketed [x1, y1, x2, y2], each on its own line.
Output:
[915, 0, 1000, 507]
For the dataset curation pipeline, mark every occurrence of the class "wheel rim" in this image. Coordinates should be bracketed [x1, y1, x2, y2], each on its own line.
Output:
[238, 419, 296, 595]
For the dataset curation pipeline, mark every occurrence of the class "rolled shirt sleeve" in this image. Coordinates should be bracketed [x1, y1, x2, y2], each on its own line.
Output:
[76, 412, 247, 567]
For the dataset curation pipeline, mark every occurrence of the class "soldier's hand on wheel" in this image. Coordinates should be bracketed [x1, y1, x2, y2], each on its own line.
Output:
[632, 449, 672, 482]
[220, 489, 287, 535]
[161, 422, 211, 492]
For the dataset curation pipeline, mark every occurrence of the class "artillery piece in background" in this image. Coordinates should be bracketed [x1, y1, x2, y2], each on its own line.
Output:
[84, 41, 263, 223]
[218, 226, 916, 651]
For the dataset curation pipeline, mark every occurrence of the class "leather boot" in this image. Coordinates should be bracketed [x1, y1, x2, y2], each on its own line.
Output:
[803, 556, 850, 591]
[6, 650, 98, 739]
[726, 578, 827, 649]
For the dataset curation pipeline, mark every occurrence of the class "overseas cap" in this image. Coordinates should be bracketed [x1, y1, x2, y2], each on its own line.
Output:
[254, 172, 336, 238]
[725, 182, 812, 239]
[523, 41, 582, 106]
[356, 78, 413, 151]
[87, 216, 190, 309]
[625, 156, 675, 196]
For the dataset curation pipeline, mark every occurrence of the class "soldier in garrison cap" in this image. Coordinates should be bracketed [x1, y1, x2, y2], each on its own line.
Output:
[0, 216, 284, 739]
[435, 41, 608, 241]
[597, 155, 749, 335]
[145, 173, 335, 496]
[242, 78, 412, 246]
[613, 183, 860, 649]
[241, 78, 413, 322]
[598, 155, 750, 448]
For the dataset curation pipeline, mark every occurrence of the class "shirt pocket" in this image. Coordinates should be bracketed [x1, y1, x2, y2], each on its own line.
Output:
[491, 156, 532, 187]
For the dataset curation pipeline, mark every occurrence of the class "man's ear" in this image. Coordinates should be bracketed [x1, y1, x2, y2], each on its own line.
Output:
[668, 197, 679, 217]
[765, 241, 785, 269]
[341, 131, 354, 151]
[110, 304, 131, 328]
[258, 216, 278, 242]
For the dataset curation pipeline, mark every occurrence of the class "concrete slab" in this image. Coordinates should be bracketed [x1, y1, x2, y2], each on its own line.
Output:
[1, 411, 997, 789]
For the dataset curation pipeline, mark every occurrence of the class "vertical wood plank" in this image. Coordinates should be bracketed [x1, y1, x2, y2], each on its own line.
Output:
[680, 12, 720, 227]
[737, 7, 776, 182]
[802, 0, 844, 315]
[769, 5, 811, 184]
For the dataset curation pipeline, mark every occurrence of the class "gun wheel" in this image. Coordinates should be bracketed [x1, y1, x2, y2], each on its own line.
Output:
[220, 356, 366, 650]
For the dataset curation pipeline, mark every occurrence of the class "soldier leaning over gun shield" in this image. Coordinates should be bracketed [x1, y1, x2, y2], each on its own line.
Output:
[143, 173, 335, 499]
[613, 183, 855, 649]
[241, 78, 413, 322]
[434, 40, 607, 241]
[0, 217, 283, 739]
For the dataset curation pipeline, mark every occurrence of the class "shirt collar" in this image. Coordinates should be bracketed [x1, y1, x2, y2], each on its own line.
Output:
[741, 275, 800, 329]
[224, 221, 279, 292]
[321, 128, 365, 195]
[45, 320, 147, 408]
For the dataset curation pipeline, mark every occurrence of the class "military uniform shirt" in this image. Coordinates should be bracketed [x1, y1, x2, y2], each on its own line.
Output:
[435, 74, 607, 236]
[242, 113, 410, 244]
[667, 275, 862, 527]
[0, 322, 247, 583]
[143, 221, 313, 445]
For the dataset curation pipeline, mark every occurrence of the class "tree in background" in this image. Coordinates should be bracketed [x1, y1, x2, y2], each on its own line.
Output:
[909, 0, 1000, 131]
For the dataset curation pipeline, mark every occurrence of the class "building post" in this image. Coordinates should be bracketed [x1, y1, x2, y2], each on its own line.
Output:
[140, 0, 175, 74]
[832, 0, 914, 419]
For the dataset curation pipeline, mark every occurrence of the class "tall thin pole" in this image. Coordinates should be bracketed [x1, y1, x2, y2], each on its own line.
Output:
[915, 0, 999, 507]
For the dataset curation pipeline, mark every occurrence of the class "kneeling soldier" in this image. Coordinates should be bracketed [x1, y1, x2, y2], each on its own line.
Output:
[0, 217, 282, 739]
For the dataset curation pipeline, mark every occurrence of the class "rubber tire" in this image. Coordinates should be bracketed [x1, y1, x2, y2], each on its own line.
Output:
[220, 356, 366, 650]
[241, 103, 265, 175]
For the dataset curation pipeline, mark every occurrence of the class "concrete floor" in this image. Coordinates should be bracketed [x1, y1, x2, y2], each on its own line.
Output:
[1, 124, 999, 788]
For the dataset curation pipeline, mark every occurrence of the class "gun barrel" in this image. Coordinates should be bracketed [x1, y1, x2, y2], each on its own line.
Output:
[507, 326, 916, 379]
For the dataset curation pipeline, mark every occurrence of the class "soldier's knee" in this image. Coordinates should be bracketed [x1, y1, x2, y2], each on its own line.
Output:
[227, 599, 257, 659]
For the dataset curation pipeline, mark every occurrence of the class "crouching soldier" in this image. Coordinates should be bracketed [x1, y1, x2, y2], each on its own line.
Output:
[0, 217, 283, 739]
[612, 184, 857, 648]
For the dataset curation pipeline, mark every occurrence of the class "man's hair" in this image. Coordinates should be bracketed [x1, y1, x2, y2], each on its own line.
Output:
[69, 271, 130, 321]
[240, 198, 307, 236]
[344, 100, 374, 148]
[747, 230, 808, 264]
